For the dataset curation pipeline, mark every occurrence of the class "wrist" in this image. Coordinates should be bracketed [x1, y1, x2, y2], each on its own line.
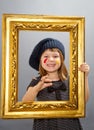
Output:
[85, 73, 89, 78]
[34, 84, 41, 93]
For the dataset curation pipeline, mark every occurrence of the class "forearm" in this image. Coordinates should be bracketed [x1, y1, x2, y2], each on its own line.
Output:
[22, 86, 39, 102]
[85, 75, 90, 103]
[22, 75, 53, 102]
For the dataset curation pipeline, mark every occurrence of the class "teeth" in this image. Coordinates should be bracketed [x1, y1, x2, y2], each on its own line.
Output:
[47, 64, 55, 67]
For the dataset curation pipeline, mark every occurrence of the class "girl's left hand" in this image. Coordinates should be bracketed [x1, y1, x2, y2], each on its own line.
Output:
[78, 63, 90, 76]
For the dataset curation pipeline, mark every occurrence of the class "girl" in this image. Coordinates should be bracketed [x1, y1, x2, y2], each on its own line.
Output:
[22, 38, 90, 130]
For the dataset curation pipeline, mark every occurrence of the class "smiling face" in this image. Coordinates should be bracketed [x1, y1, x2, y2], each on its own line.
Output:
[40, 49, 61, 73]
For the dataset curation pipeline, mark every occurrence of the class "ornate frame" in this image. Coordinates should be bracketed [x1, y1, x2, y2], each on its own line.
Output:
[1, 14, 85, 118]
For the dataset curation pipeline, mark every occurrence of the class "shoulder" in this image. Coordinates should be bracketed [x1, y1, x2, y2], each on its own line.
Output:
[32, 76, 41, 81]
[27, 76, 41, 89]
[31, 76, 41, 85]
[64, 75, 69, 83]
[63, 76, 69, 89]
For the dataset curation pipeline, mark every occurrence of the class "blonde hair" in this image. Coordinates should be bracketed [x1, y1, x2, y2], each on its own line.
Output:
[39, 48, 68, 81]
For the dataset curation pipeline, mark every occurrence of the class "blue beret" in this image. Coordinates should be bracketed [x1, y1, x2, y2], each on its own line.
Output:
[29, 38, 65, 71]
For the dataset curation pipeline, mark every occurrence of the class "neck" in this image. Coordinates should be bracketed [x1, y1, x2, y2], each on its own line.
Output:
[47, 72, 60, 81]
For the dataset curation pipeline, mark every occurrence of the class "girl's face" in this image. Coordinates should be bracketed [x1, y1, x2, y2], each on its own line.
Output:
[40, 49, 61, 73]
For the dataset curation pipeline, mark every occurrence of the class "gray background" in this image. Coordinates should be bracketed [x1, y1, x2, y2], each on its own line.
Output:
[0, 0, 94, 130]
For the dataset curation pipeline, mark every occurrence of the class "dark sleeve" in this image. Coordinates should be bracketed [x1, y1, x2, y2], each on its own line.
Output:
[27, 76, 41, 90]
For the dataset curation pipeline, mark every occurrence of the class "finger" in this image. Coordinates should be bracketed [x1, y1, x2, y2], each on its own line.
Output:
[41, 75, 48, 80]
[40, 79, 52, 84]
[43, 82, 53, 89]
[40, 75, 52, 85]
[79, 62, 87, 67]
[44, 78, 52, 83]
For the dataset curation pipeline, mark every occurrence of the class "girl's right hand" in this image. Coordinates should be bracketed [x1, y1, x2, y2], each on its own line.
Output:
[35, 75, 53, 92]
[22, 75, 53, 102]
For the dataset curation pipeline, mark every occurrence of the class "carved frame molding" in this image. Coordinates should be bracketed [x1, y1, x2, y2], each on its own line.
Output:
[1, 14, 85, 118]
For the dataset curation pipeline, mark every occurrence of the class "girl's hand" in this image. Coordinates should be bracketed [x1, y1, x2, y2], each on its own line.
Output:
[36, 75, 52, 91]
[22, 75, 53, 102]
[78, 63, 90, 76]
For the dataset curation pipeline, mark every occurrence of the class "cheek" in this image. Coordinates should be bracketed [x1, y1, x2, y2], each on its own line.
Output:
[41, 58, 47, 68]
[55, 59, 60, 65]
[43, 58, 48, 63]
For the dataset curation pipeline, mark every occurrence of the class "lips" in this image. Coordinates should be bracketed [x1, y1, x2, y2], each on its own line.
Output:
[47, 64, 56, 67]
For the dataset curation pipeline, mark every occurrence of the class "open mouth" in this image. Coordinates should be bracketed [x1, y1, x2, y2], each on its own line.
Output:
[47, 64, 56, 67]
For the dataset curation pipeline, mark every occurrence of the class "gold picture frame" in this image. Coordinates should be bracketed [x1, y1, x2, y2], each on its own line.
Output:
[1, 14, 85, 118]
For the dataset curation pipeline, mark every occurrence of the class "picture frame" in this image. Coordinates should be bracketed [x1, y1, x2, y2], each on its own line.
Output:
[1, 14, 85, 118]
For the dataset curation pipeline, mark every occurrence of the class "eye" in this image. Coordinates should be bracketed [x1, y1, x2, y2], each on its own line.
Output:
[53, 55, 59, 58]
[44, 55, 48, 58]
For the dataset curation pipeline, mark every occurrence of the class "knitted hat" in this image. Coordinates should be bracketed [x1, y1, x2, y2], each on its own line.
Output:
[29, 38, 65, 71]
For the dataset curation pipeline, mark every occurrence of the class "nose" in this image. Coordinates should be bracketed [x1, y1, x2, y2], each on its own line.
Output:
[48, 56, 54, 61]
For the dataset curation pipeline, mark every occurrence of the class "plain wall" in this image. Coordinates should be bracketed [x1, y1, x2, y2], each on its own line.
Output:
[0, 0, 94, 130]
